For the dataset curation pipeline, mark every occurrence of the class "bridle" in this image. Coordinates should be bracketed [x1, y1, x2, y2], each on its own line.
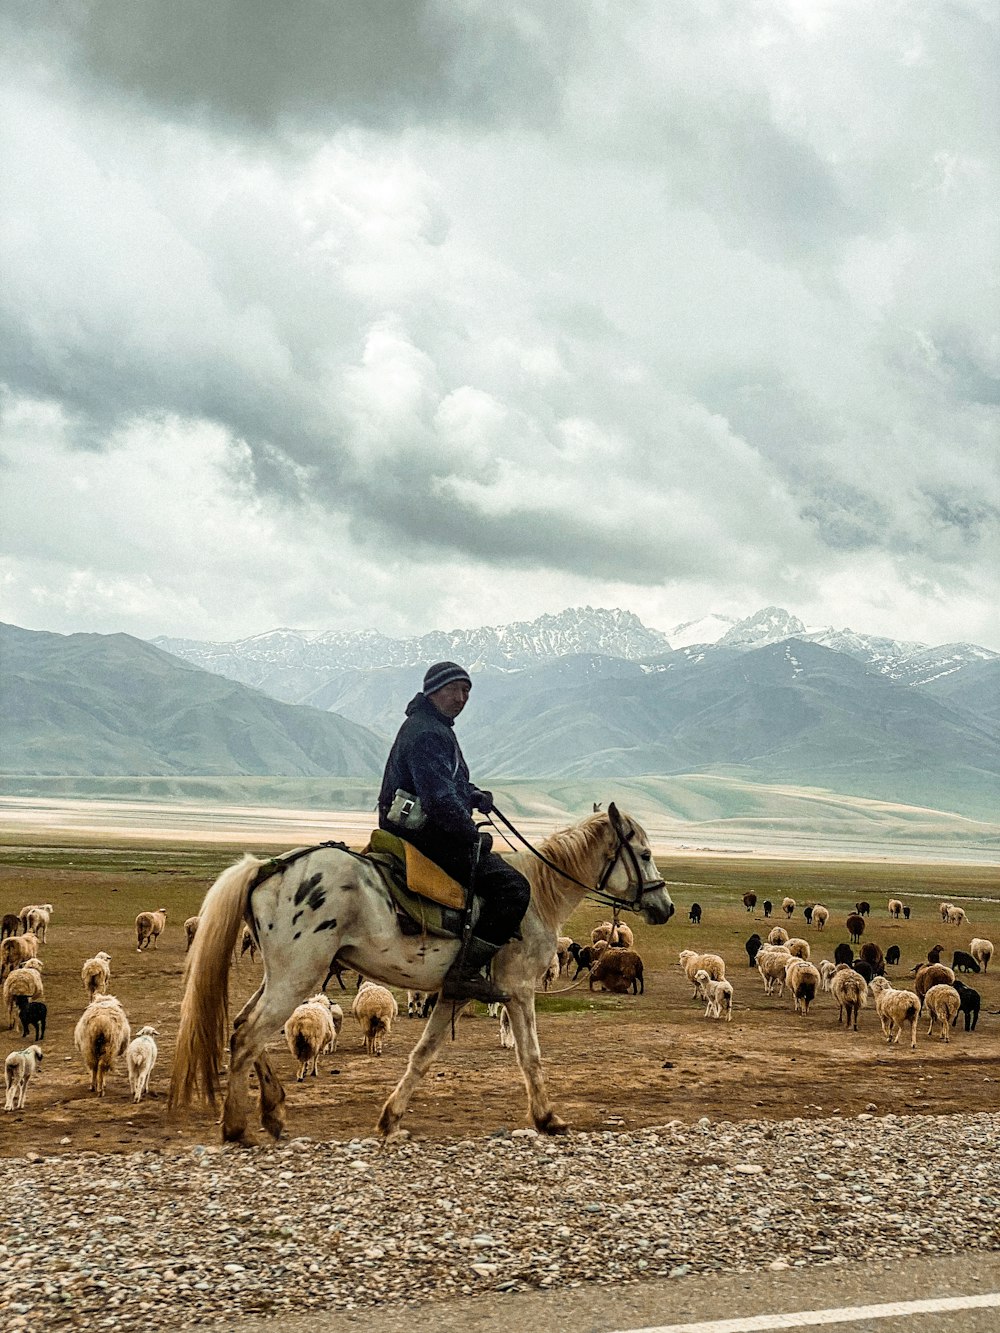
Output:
[488, 805, 667, 914]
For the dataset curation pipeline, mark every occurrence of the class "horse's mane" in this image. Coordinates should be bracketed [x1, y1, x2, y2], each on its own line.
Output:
[528, 811, 614, 928]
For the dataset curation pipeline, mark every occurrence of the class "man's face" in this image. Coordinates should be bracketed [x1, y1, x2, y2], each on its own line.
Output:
[429, 679, 471, 719]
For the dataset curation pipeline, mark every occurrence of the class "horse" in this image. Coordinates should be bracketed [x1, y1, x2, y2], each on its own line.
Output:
[169, 803, 674, 1143]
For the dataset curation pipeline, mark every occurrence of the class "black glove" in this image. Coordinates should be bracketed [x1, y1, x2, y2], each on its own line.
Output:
[473, 789, 494, 814]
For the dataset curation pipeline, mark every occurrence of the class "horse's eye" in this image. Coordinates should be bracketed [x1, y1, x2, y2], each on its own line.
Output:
[641, 850, 652, 862]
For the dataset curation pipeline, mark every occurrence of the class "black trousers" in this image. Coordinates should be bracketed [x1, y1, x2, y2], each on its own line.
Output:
[471, 850, 531, 946]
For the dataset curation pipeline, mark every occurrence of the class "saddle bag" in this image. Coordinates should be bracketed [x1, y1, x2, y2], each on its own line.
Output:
[364, 829, 469, 938]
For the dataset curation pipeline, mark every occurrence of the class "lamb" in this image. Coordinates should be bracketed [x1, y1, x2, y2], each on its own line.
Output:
[81, 951, 112, 999]
[286, 994, 341, 1078]
[846, 914, 865, 943]
[819, 959, 837, 992]
[952, 979, 981, 1032]
[946, 906, 968, 928]
[923, 984, 960, 1042]
[970, 938, 994, 973]
[745, 933, 763, 967]
[859, 942, 885, 976]
[0, 913, 19, 940]
[767, 926, 789, 946]
[781, 897, 796, 918]
[762, 900, 773, 918]
[785, 958, 821, 1015]
[914, 963, 955, 1000]
[4, 1044, 43, 1111]
[951, 950, 980, 974]
[885, 945, 901, 967]
[855, 901, 871, 916]
[785, 937, 811, 960]
[126, 1026, 160, 1101]
[830, 964, 867, 1030]
[74, 995, 131, 1095]
[811, 905, 829, 931]
[0, 933, 39, 982]
[702, 976, 734, 1021]
[757, 946, 793, 996]
[742, 892, 757, 913]
[20, 904, 53, 942]
[589, 947, 644, 995]
[569, 940, 608, 978]
[351, 981, 397, 1056]
[887, 898, 904, 919]
[802, 905, 814, 927]
[903, 906, 911, 920]
[869, 977, 921, 1048]
[13, 994, 47, 1041]
[136, 908, 168, 951]
[678, 950, 725, 996]
[3, 958, 44, 1027]
[688, 903, 702, 925]
[591, 920, 634, 949]
[184, 916, 200, 952]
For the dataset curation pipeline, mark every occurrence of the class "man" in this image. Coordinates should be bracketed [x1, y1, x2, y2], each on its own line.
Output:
[378, 661, 530, 1004]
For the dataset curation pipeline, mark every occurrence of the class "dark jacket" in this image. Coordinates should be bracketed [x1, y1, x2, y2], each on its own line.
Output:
[378, 693, 489, 882]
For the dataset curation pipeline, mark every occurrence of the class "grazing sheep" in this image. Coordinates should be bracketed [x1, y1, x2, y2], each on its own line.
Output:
[923, 984, 961, 1042]
[952, 979, 981, 1032]
[0, 933, 39, 982]
[286, 995, 340, 1079]
[591, 920, 635, 949]
[184, 916, 200, 952]
[135, 908, 168, 951]
[678, 950, 725, 996]
[811, 905, 829, 931]
[870, 977, 921, 1049]
[885, 945, 901, 967]
[786, 937, 811, 961]
[855, 901, 871, 917]
[589, 947, 644, 995]
[785, 959, 821, 1015]
[803, 905, 814, 927]
[569, 940, 608, 978]
[830, 964, 867, 1030]
[4, 1044, 43, 1111]
[914, 963, 956, 1000]
[702, 977, 734, 1021]
[74, 995, 131, 1095]
[0, 913, 19, 940]
[239, 924, 258, 963]
[939, 902, 954, 922]
[3, 958, 44, 1028]
[834, 942, 854, 967]
[13, 994, 47, 1041]
[819, 959, 837, 992]
[767, 926, 789, 946]
[688, 903, 702, 925]
[888, 898, 904, 919]
[952, 950, 980, 974]
[762, 900, 773, 918]
[540, 952, 561, 991]
[81, 951, 112, 999]
[859, 942, 885, 976]
[782, 897, 796, 919]
[946, 906, 968, 928]
[351, 981, 398, 1056]
[742, 892, 757, 913]
[745, 933, 763, 968]
[757, 946, 793, 997]
[970, 938, 994, 973]
[927, 944, 945, 964]
[126, 1026, 160, 1101]
[846, 914, 865, 944]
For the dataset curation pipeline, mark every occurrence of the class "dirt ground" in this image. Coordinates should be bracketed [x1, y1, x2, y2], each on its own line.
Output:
[2, 843, 999, 1158]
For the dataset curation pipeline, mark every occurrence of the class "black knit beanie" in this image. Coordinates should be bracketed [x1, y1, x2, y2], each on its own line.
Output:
[422, 661, 472, 694]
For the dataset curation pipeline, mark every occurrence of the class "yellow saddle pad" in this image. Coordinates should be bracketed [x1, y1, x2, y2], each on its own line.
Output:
[366, 829, 467, 911]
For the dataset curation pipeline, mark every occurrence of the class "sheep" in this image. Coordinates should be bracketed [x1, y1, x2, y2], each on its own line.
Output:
[859, 942, 885, 976]
[589, 947, 644, 995]
[3, 958, 44, 1027]
[811, 905, 829, 931]
[742, 892, 757, 913]
[569, 940, 608, 978]
[498, 1005, 515, 1050]
[1, 933, 39, 982]
[286, 994, 340, 1079]
[852, 960, 874, 984]
[13, 994, 47, 1041]
[834, 942, 854, 967]
[184, 916, 200, 952]
[887, 898, 904, 919]
[555, 935, 574, 974]
[0, 913, 19, 940]
[126, 1026, 160, 1101]
[74, 994, 131, 1095]
[903, 906, 911, 920]
[20, 904, 53, 942]
[239, 924, 258, 963]
[939, 902, 954, 922]
[885, 945, 901, 967]
[970, 938, 994, 973]
[914, 963, 955, 1000]
[406, 990, 432, 1018]
[678, 950, 725, 996]
[757, 947, 793, 996]
[830, 964, 867, 1030]
[923, 984, 961, 1042]
[351, 981, 397, 1055]
[135, 907, 167, 951]
[785, 937, 811, 960]
[767, 926, 789, 946]
[4, 1044, 43, 1111]
[946, 906, 968, 928]
[591, 920, 634, 949]
[782, 897, 796, 919]
[745, 933, 763, 967]
[819, 959, 837, 992]
[541, 952, 561, 991]
[688, 903, 702, 925]
[870, 977, 921, 1049]
[803, 905, 814, 927]
[855, 901, 871, 917]
[952, 979, 980, 1032]
[952, 950, 980, 974]
[785, 958, 821, 1015]
[927, 944, 945, 964]
[81, 951, 112, 999]
[846, 914, 865, 943]
[702, 977, 734, 1021]
[762, 899, 773, 918]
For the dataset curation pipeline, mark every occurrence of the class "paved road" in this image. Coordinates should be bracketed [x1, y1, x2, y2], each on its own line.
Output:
[236, 1253, 1000, 1333]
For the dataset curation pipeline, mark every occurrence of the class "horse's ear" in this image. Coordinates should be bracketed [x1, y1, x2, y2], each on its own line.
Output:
[607, 801, 622, 828]
[592, 801, 602, 812]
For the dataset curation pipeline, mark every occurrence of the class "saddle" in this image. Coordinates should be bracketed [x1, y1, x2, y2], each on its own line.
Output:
[363, 829, 469, 939]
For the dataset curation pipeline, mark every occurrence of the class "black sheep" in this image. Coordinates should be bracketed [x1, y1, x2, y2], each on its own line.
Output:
[860, 942, 885, 976]
[852, 960, 874, 983]
[846, 913, 866, 943]
[902, 906, 911, 920]
[855, 901, 871, 917]
[1, 912, 20, 940]
[745, 933, 763, 967]
[762, 900, 773, 918]
[803, 905, 814, 927]
[742, 892, 757, 913]
[689, 903, 702, 925]
[952, 950, 981, 973]
[927, 944, 945, 964]
[569, 942, 603, 979]
[834, 942, 854, 966]
[13, 993, 47, 1041]
[952, 979, 981, 1032]
[885, 945, 901, 966]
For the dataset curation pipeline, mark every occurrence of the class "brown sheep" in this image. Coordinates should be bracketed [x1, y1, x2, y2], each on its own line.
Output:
[3, 959, 44, 1028]
[81, 951, 112, 999]
[591, 920, 635, 949]
[74, 995, 131, 1095]
[859, 942, 885, 976]
[846, 914, 865, 943]
[785, 958, 821, 1015]
[0, 933, 39, 982]
[830, 963, 867, 1031]
[923, 984, 961, 1042]
[914, 963, 955, 1000]
[589, 947, 644, 995]
[351, 981, 397, 1056]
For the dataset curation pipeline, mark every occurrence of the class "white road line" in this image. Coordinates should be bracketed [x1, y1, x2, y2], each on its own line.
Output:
[609, 1291, 1000, 1333]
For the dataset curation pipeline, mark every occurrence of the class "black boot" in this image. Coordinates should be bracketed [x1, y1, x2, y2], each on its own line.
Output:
[441, 936, 510, 1005]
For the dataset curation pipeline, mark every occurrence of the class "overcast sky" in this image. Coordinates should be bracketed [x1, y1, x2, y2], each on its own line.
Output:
[1, 1, 998, 651]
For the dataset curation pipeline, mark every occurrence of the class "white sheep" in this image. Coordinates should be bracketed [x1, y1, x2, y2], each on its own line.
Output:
[946, 906, 967, 928]
[406, 990, 432, 1018]
[781, 896, 796, 918]
[74, 994, 131, 1095]
[938, 901, 954, 922]
[1, 932, 39, 982]
[786, 937, 811, 960]
[20, 904, 53, 942]
[702, 976, 734, 1021]
[970, 938, 993, 972]
[541, 952, 560, 991]
[351, 981, 398, 1056]
[126, 1026, 160, 1101]
[870, 976, 921, 1049]
[238, 923, 258, 963]
[887, 898, 904, 919]
[3, 958, 44, 1028]
[757, 947, 792, 996]
[592, 920, 635, 948]
[785, 958, 821, 1015]
[135, 907, 168, 951]
[285, 994, 340, 1079]
[923, 984, 961, 1042]
[767, 926, 789, 946]
[818, 959, 837, 992]
[678, 950, 725, 997]
[4, 1044, 43, 1111]
[811, 905, 830, 931]
[81, 951, 112, 999]
[184, 916, 200, 952]
[830, 963, 867, 1030]
[556, 935, 574, 974]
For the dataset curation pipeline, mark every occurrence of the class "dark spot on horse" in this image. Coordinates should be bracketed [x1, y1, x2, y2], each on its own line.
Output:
[339, 881, 355, 892]
[307, 886, 326, 913]
[312, 918, 338, 933]
[293, 872, 323, 907]
[293, 931, 301, 941]
[292, 910, 303, 926]
[267, 923, 273, 931]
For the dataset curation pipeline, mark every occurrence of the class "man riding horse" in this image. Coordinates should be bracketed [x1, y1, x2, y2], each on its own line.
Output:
[378, 661, 530, 1005]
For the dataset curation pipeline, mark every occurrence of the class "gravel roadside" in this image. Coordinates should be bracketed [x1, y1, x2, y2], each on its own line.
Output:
[4, 1110, 999, 1331]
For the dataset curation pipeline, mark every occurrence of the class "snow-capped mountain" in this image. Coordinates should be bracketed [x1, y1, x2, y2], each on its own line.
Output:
[719, 606, 810, 649]
[663, 613, 736, 649]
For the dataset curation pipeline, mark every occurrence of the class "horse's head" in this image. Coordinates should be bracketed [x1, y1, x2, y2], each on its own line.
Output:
[601, 804, 674, 924]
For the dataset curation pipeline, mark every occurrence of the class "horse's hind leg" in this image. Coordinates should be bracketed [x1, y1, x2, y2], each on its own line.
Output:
[376, 1000, 468, 1139]
[503, 989, 568, 1135]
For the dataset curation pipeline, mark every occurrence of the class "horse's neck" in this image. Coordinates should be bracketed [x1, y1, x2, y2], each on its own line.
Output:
[514, 838, 601, 932]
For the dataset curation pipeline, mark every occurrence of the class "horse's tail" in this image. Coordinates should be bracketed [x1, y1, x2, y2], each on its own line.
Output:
[169, 854, 263, 1111]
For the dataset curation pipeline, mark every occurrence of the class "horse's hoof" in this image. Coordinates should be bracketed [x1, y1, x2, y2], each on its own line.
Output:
[535, 1111, 570, 1135]
[382, 1127, 411, 1145]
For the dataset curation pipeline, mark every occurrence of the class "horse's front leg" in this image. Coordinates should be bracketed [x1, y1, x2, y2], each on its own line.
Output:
[376, 999, 468, 1139]
[503, 987, 568, 1135]
[254, 1051, 287, 1140]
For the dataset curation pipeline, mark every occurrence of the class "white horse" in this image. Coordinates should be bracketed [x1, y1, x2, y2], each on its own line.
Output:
[169, 804, 674, 1143]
